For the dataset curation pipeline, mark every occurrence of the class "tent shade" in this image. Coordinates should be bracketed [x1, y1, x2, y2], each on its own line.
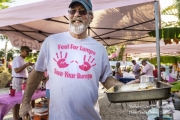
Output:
[0, 0, 159, 50]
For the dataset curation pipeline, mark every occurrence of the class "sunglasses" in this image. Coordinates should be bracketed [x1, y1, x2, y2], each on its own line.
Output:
[68, 10, 89, 16]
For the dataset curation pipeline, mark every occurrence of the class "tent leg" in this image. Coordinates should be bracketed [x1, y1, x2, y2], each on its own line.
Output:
[154, 1, 163, 120]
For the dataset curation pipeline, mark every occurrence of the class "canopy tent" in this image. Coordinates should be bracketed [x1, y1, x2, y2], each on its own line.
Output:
[107, 40, 180, 59]
[125, 40, 180, 56]
[0, 1, 164, 119]
[125, 40, 180, 58]
[0, 0, 160, 50]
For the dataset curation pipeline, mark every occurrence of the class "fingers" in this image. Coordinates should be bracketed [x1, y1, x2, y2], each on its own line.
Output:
[20, 105, 33, 119]
[20, 111, 27, 120]
[29, 110, 34, 118]
[20, 110, 34, 120]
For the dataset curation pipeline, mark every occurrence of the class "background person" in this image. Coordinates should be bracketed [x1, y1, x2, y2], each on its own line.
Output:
[12, 46, 33, 120]
[20, 0, 124, 120]
[131, 60, 141, 77]
[137, 60, 153, 78]
[115, 62, 123, 80]
[127, 60, 153, 84]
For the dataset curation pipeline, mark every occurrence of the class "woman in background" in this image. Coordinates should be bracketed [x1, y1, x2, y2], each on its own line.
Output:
[115, 62, 123, 80]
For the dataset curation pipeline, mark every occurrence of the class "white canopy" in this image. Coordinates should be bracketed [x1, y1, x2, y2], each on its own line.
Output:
[0, 0, 159, 50]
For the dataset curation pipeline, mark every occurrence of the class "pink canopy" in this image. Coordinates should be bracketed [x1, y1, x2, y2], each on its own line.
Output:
[125, 40, 180, 58]
[0, 0, 159, 50]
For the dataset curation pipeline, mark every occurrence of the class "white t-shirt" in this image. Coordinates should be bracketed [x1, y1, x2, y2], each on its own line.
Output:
[12, 56, 28, 78]
[35, 32, 112, 120]
[133, 64, 140, 76]
[142, 63, 153, 76]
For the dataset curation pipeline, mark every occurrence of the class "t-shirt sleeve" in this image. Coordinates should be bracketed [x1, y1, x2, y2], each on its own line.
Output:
[13, 57, 23, 69]
[35, 38, 48, 72]
[142, 65, 148, 73]
[99, 47, 112, 83]
[133, 65, 136, 72]
[136, 64, 140, 71]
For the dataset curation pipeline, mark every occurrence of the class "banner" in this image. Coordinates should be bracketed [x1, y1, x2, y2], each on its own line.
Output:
[2, 32, 42, 50]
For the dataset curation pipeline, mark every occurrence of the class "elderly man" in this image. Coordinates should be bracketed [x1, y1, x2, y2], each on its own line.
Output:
[140, 60, 153, 76]
[19, 0, 123, 120]
[12, 46, 33, 120]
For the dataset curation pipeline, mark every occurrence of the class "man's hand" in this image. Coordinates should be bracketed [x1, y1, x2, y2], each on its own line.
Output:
[26, 62, 34, 66]
[135, 75, 139, 79]
[19, 103, 34, 119]
[102, 76, 124, 89]
[126, 79, 140, 84]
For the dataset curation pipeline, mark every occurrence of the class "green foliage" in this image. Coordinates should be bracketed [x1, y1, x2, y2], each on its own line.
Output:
[170, 81, 180, 85]
[0, 48, 17, 61]
[148, 27, 180, 39]
[161, 0, 180, 27]
[106, 45, 126, 61]
[171, 81, 180, 92]
[106, 46, 117, 56]
[106, 46, 118, 61]
[149, 56, 180, 65]
[173, 0, 180, 20]
[0, 0, 13, 9]
[24, 51, 39, 63]
[118, 45, 126, 61]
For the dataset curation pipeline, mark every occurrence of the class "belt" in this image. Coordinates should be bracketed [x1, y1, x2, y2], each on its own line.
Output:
[14, 77, 27, 80]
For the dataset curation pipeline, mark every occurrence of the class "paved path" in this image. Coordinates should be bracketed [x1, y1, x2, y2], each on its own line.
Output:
[1, 84, 149, 120]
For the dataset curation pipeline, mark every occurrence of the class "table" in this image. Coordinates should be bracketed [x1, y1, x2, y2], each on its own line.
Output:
[118, 77, 135, 83]
[0, 90, 45, 120]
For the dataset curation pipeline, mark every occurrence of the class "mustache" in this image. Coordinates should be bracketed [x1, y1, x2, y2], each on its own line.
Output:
[71, 17, 83, 22]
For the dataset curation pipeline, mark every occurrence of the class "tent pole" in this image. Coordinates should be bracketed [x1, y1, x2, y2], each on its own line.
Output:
[154, 1, 163, 120]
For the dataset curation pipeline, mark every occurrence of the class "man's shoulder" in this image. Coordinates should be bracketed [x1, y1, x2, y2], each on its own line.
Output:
[135, 63, 140, 68]
[13, 56, 21, 60]
[46, 32, 66, 40]
[88, 36, 104, 47]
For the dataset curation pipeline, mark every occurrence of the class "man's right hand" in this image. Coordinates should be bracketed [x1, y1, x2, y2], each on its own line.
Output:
[26, 62, 34, 66]
[19, 103, 34, 119]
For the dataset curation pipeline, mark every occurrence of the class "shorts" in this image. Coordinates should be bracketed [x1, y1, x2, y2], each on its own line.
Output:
[46, 89, 50, 98]
[12, 78, 23, 92]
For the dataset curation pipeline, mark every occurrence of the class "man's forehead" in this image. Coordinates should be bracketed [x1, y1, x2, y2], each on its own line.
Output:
[70, 2, 86, 9]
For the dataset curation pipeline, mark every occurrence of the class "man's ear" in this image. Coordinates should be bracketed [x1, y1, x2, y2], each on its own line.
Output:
[90, 14, 94, 23]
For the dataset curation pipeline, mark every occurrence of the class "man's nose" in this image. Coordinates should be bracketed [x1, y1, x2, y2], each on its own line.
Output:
[74, 11, 80, 16]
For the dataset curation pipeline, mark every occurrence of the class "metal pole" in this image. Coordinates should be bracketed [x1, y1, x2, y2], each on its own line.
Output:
[154, 1, 163, 120]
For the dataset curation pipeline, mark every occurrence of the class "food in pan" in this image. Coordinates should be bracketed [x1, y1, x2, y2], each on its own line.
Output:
[119, 83, 156, 91]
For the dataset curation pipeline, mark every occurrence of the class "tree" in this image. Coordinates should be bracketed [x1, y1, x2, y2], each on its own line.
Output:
[0, 35, 9, 68]
[0, 0, 14, 68]
[25, 51, 39, 63]
[0, 0, 13, 9]
[161, 0, 180, 27]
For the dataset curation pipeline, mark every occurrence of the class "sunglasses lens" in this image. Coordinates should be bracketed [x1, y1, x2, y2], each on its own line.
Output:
[68, 10, 76, 15]
[79, 10, 87, 15]
[68, 10, 87, 15]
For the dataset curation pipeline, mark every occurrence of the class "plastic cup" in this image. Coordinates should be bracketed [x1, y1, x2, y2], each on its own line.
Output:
[10, 89, 16, 96]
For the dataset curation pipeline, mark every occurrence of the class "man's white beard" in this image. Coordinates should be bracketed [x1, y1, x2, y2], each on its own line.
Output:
[69, 23, 88, 34]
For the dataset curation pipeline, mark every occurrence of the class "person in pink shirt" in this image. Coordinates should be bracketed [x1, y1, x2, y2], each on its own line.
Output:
[140, 60, 153, 76]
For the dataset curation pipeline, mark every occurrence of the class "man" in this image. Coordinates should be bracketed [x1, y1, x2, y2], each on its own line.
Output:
[12, 46, 33, 120]
[19, 0, 123, 120]
[131, 60, 141, 77]
[127, 60, 153, 84]
[140, 60, 153, 76]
